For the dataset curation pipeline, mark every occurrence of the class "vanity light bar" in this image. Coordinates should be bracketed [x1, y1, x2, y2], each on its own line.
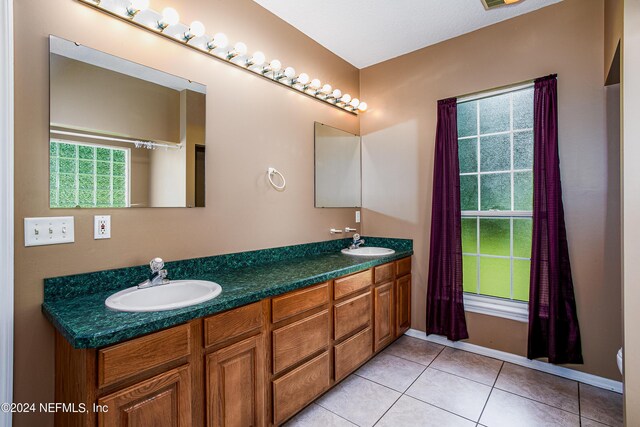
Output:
[77, 0, 368, 115]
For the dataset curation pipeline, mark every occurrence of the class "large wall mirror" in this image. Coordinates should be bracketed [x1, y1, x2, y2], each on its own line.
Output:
[314, 122, 361, 208]
[49, 35, 206, 208]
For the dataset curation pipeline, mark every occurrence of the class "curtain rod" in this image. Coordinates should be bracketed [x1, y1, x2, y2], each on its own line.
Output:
[50, 129, 182, 151]
[456, 79, 535, 103]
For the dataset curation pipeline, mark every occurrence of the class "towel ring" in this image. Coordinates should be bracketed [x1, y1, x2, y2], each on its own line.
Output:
[268, 167, 286, 191]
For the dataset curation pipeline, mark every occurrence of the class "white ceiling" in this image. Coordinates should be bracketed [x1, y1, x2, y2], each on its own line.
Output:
[253, 0, 563, 69]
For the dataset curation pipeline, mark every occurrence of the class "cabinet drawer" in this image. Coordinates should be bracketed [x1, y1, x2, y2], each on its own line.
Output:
[334, 327, 373, 381]
[334, 291, 371, 341]
[272, 282, 329, 324]
[273, 352, 330, 425]
[396, 257, 411, 278]
[374, 263, 394, 284]
[98, 323, 191, 388]
[334, 269, 372, 300]
[204, 302, 263, 348]
[273, 310, 329, 375]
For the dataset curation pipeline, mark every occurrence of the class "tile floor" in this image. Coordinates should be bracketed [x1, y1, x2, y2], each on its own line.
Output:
[285, 336, 623, 427]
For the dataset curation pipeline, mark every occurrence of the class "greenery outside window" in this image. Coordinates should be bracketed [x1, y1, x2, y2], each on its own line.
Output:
[457, 85, 534, 321]
[50, 140, 129, 208]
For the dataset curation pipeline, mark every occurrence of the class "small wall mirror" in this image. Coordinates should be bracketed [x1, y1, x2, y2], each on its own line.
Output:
[49, 35, 206, 208]
[314, 122, 361, 208]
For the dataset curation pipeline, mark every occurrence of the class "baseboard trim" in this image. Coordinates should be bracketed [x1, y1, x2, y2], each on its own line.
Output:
[405, 329, 623, 394]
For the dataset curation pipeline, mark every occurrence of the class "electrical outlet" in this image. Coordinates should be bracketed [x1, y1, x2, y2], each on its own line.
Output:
[355, 210, 361, 223]
[94, 215, 111, 239]
[24, 217, 75, 247]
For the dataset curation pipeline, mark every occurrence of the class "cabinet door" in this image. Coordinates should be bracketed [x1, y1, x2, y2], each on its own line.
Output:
[98, 365, 192, 427]
[396, 274, 411, 336]
[206, 334, 265, 427]
[373, 282, 394, 352]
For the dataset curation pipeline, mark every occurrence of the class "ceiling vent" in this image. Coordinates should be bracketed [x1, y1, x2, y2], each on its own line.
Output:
[482, 0, 522, 9]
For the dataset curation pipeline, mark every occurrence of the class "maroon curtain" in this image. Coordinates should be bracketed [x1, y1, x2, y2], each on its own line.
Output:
[528, 75, 583, 364]
[426, 98, 469, 341]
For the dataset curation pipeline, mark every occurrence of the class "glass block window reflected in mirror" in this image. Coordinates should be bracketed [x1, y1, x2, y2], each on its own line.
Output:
[50, 141, 130, 208]
[458, 85, 534, 302]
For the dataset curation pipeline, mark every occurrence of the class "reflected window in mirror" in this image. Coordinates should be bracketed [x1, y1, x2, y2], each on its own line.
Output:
[50, 141, 130, 208]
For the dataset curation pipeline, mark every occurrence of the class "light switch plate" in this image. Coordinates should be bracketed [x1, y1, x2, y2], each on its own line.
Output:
[355, 210, 361, 223]
[94, 215, 111, 239]
[24, 217, 75, 247]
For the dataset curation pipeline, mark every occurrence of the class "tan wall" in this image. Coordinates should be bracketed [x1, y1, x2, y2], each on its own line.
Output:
[360, 0, 622, 380]
[13, 0, 359, 425]
[623, 0, 640, 422]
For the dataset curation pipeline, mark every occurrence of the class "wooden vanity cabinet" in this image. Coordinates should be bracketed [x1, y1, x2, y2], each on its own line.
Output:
[206, 334, 265, 427]
[97, 365, 192, 427]
[395, 273, 412, 336]
[55, 257, 412, 427]
[203, 301, 267, 427]
[373, 280, 394, 352]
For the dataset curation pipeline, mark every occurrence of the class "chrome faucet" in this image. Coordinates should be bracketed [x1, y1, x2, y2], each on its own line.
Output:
[138, 257, 170, 289]
[349, 233, 365, 250]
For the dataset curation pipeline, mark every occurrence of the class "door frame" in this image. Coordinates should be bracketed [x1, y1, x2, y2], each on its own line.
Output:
[0, 0, 14, 424]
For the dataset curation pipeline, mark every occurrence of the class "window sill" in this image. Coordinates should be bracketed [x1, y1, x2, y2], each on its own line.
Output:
[463, 294, 529, 323]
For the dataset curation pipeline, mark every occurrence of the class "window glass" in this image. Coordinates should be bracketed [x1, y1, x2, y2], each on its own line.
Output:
[458, 86, 534, 302]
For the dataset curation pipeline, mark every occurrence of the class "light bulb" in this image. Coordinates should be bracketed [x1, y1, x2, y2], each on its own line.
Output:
[357, 102, 368, 112]
[270, 59, 282, 72]
[341, 94, 351, 104]
[350, 98, 360, 108]
[284, 67, 296, 79]
[189, 21, 205, 38]
[211, 32, 228, 49]
[161, 7, 179, 26]
[310, 79, 321, 89]
[132, 0, 149, 9]
[250, 51, 265, 66]
[234, 42, 247, 56]
[127, 0, 149, 15]
[332, 89, 342, 99]
[297, 73, 309, 85]
[321, 84, 332, 94]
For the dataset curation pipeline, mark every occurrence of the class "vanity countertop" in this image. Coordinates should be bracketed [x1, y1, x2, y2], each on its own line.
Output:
[42, 237, 412, 349]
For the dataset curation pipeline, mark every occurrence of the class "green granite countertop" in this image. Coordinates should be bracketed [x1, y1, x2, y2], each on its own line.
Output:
[43, 237, 412, 348]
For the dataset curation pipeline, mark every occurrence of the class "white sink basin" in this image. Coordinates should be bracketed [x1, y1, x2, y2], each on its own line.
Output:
[105, 280, 222, 312]
[341, 247, 396, 257]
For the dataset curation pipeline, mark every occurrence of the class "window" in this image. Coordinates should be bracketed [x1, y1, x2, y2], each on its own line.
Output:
[457, 85, 534, 320]
[50, 140, 130, 208]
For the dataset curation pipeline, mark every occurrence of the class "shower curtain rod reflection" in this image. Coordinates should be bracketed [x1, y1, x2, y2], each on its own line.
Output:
[50, 129, 183, 151]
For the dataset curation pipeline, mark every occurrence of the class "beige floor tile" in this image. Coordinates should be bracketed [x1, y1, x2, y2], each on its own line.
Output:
[431, 347, 503, 385]
[494, 363, 579, 413]
[315, 375, 400, 427]
[581, 417, 610, 427]
[376, 395, 476, 427]
[579, 383, 623, 427]
[480, 389, 580, 427]
[383, 335, 444, 366]
[355, 352, 426, 392]
[284, 403, 356, 427]
[405, 367, 491, 421]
